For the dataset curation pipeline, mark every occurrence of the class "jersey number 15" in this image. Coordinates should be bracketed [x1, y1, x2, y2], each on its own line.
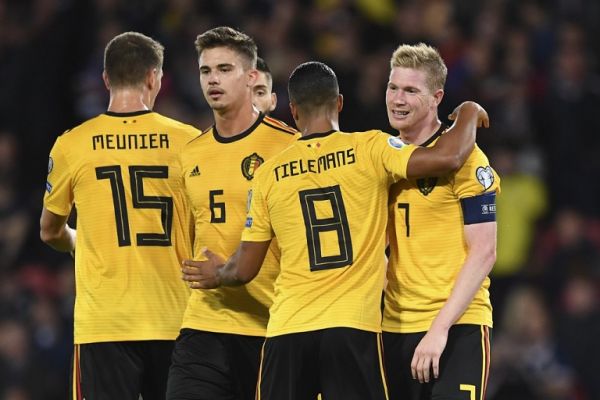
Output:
[96, 165, 173, 247]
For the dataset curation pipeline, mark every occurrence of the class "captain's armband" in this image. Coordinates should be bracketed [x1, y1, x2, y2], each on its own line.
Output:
[460, 192, 496, 225]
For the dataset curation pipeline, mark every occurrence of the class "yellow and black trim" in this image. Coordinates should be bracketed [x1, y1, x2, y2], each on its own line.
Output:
[263, 115, 298, 135]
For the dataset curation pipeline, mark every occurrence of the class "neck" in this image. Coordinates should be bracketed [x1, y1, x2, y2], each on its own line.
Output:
[298, 108, 339, 137]
[213, 101, 259, 137]
[107, 88, 150, 113]
[398, 118, 441, 146]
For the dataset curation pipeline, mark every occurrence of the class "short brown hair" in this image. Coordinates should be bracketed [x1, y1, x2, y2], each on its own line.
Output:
[390, 43, 447, 92]
[104, 32, 164, 88]
[194, 26, 257, 69]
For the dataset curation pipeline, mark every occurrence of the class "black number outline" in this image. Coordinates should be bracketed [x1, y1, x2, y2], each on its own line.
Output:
[209, 190, 226, 223]
[95, 165, 173, 247]
[96, 166, 131, 246]
[129, 166, 173, 246]
[299, 185, 353, 271]
[397, 202, 410, 237]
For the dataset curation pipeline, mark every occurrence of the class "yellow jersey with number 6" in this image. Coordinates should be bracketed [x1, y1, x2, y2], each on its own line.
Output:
[180, 114, 299, 337]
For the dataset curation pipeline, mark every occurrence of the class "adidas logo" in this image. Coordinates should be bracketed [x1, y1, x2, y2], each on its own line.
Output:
[189, 165, 201, 177]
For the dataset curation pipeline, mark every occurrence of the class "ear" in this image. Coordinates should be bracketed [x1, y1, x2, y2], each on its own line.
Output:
[432, 89, 444, 106]
[337, 94, 344, 112]
[269, 92, 278, 112]
[102, 71, 111, 91]
[247, 68, 258, 87]
[289, 102, 299, 121]
[146, 68, 158, 90]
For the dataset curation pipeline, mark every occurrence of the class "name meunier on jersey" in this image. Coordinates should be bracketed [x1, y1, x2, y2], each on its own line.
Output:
[92, 132, 169, 150]
[274, 147, 356, 181]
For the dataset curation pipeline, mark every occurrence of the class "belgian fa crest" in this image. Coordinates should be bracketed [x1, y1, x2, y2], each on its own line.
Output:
[417, 177, 438, 196]
[241, 153, 264, 180]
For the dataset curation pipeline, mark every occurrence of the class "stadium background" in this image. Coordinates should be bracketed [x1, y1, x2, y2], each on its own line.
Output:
[1, 0, 599, 398]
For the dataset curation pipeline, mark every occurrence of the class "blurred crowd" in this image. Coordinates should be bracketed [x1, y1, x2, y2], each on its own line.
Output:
[1, 0, 599, 399]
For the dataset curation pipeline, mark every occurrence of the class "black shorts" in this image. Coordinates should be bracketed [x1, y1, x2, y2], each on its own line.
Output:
[71, 340, 174, 400]
[382, 325, 491, 400]
[166, 329, 264, 400]
[258, 328, 389, 400]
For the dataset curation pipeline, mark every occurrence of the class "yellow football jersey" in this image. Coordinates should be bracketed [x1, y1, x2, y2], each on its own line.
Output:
[242, 130, 417, 337]
[383, 130, 501, 333]
[180, 114, 299, 336]
[43, 110, 200, 344]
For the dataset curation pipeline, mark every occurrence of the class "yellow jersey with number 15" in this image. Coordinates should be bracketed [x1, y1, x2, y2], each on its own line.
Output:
[43, 110, 200, 344]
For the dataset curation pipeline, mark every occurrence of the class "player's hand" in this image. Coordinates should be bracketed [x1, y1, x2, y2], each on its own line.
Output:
[448, 101, 490, 129]
[181, 248, 226, 289]
[410, 327, 448, 383]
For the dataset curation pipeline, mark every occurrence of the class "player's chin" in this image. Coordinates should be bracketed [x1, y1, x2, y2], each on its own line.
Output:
[388, 118, 407, 131]
[207, 99, 227, 110]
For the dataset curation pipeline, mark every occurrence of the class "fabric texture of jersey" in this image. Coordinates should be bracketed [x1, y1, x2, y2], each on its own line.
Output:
[383, 132, 501, 333]
[180, 113, 299, 337]
[44, 111, 199, 344]
[243, 130, 416, 337]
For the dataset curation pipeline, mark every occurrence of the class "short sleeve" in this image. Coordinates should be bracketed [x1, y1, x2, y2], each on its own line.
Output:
[455, 146, 501, 225]
[241, 169, 274, 242]
[367, 131, 417, 183]
[454, 146, 500, 198]
[43, 136, 73, 216]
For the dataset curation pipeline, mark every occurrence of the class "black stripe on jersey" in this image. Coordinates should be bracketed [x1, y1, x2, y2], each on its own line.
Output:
[461, 192, 497, 225]
[420, 123, 447, 147]
[298, 130, 336, 141]
[105, 110, 152, 117]
[213, 113, 265, 143]
[262, 117, 297, 135]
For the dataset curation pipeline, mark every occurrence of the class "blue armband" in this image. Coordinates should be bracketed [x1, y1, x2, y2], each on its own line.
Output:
[460, 192, 497, 225]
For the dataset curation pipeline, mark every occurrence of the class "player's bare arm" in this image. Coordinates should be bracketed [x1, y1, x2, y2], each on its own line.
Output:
[182, 240, 271, 289]
[406, 101, 489, 178]
[410, 221, 496, 383]
[40, 207, 76, 253]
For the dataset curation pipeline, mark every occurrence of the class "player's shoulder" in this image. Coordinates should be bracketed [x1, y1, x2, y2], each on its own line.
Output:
[152, 112, 202, 137]
[53, 114, 107, 144]
[461, 144, 491, 170]
[261, 115, 299, 137]
[182, 125, 213, 147]
[349, 129, 393, 140]
[346, 129, 406, 150]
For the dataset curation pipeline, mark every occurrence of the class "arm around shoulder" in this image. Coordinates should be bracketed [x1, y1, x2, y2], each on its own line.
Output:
[406, 101, 489, 178]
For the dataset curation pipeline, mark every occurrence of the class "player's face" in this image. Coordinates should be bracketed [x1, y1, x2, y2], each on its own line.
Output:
[386, 67, 442, 133]
[252, 72, 276, 114]
[198, 47, 254, 112]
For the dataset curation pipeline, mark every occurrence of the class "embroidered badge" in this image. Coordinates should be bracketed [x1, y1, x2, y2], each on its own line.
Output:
[241, 153, 264, 180]
[476, 166, 494, 190]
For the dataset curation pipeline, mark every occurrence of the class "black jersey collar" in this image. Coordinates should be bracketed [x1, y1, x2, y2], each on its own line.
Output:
[420, 123, 447, 147]
[105, 110, 152, 117]
[212, 112, 265, 143]
[298, 130, 337, 141]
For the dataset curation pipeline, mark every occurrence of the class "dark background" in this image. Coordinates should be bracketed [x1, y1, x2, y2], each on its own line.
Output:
[1, 0, 599, 399]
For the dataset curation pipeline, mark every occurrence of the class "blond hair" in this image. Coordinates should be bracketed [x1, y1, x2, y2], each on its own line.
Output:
[390, 43, 447, 92]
